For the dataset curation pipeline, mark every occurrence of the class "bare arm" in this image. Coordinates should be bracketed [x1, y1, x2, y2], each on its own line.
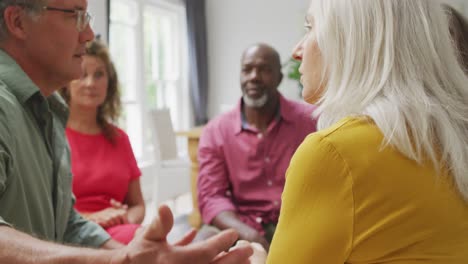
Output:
[0, 205, 253, 264]
[0, 226, 116, 264]
[75, 181, 144, 229]
[124, 179, 145, 224]
[213, 211, 269, 251]
[101, 239, 125, 249]
[99, 179, 145, 227]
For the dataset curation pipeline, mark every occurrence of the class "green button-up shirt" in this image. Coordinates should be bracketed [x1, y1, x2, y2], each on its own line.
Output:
[0, 50, 110, 247]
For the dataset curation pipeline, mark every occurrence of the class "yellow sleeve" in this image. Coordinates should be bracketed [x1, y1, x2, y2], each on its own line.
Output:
[267, 133, 354, 264]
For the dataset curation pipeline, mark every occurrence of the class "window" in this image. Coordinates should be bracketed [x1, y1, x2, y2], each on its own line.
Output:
[109, 0, 189, 162]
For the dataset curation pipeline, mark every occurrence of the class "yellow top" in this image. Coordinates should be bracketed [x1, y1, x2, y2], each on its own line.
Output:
[267, 117, 468, 264]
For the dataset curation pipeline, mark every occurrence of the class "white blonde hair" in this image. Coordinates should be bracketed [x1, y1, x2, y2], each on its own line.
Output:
[310, 0, 468, 199]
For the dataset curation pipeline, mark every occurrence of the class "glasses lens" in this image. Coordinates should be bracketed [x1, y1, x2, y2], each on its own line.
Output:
[77, 11, 91, 32]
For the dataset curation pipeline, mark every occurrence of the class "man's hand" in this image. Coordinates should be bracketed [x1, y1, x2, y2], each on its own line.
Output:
[212, 211, 270, 251]
[240, 229, 270, 252]
[112, 205, 253, 264]
[231, 241, 267, 264]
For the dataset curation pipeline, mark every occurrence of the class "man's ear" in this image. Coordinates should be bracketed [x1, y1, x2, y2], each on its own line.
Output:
[3, 6, 29, 40]
[277, 71, 284, 85]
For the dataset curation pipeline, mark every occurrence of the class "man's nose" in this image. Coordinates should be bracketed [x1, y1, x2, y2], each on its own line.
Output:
[248, 68, 261, 81]
[80, 24, 95, 43]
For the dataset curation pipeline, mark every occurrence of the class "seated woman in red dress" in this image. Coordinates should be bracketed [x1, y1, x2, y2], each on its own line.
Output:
[60, 40, 145, 245]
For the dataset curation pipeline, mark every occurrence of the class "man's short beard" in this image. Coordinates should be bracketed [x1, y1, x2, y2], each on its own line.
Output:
[243, 93, 268, 108]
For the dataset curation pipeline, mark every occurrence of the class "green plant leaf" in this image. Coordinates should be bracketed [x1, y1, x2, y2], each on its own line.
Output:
[282, 57, 303, 95]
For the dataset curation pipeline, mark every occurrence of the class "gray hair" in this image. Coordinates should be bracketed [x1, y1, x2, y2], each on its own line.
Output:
[0, 0, 47, 41]
[309, 0, 468, 199]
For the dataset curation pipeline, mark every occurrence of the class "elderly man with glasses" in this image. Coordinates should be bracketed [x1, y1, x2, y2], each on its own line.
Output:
[0, 0, 253, 263]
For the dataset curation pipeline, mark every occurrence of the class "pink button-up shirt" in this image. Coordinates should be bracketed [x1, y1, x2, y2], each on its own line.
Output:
[197, 95, 318, 233]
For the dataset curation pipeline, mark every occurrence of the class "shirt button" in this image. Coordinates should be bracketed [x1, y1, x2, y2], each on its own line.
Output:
[273, 200, 280, 206]
[264, 157, 270, 163]
[257, 133, 263, 139]
[225, 190, 232, 196]
[255, 217, 263, 223]
[267, 180, 273, 186]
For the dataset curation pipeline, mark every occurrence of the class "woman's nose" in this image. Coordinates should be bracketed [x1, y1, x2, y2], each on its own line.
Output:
[83, 75, 94, 87]
[292, 39, 304, 61]
[292, 51, 302, 61]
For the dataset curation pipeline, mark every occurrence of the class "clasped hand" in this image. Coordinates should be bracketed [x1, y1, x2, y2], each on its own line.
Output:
[84, 199, 129, 228]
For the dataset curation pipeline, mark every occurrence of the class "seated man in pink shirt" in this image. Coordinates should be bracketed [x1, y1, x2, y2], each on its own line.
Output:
[197, 43, 318, 251]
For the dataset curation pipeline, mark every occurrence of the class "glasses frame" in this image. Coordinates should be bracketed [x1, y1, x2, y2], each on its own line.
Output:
[42, 6, 91, 32]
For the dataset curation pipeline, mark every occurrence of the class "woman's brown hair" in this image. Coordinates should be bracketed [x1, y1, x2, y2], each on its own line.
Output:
[60, 40, 122, 144]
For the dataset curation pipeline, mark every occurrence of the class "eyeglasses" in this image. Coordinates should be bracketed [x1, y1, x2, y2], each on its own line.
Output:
[42, 6, 92, 32]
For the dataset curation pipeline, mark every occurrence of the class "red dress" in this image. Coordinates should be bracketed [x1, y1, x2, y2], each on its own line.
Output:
[66, 126, 142, 244]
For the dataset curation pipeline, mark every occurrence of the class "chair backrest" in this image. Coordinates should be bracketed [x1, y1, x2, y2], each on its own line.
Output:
[149, 108, 178, 161]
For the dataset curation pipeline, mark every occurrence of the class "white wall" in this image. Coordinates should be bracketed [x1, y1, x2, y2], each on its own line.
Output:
[205, 0, 310, 118]
[88, 0, 108, 43]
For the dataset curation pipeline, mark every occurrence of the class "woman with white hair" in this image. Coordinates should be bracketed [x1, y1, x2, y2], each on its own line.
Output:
[264, 0, 468, 263]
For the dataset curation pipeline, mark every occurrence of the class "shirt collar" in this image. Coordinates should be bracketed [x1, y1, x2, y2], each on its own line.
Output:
[48, 93, 70, 126]
[234, 93, 291, 135]
[0, 49, 69, 124]
[276, 94, 296, 123]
